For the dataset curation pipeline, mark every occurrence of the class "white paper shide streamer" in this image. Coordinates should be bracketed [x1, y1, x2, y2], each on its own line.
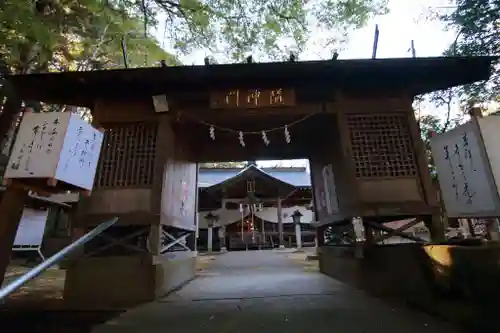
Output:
[284, 125, 291, 143]
[209, 126, 215, 140]
[239, 131, 245, 147]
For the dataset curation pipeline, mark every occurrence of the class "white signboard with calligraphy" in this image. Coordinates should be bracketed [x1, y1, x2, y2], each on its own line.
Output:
[4, 112, 104, 192]
[12, 208, 49, 260]
[430, 117, 500, 217]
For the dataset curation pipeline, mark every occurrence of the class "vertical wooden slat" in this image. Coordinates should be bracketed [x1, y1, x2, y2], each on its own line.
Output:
[111, 128, 120, 186]
[117, 126, 126, 186]
[122, 125, 131, 186]
[95, 134, 106, 188]
[146, 125, 156, 185]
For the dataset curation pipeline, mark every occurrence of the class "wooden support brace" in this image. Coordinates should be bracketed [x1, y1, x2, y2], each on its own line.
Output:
[47, 178, 58, 187]
[365, 219, 426, 243]
[3, 179, 52, 197]
[162, 231, 191, 253]
[83, 227, 149, 258]
[373, 218, 423, 243]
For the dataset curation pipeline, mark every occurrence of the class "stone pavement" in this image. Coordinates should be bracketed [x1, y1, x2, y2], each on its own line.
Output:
[92, 250, 464, 333]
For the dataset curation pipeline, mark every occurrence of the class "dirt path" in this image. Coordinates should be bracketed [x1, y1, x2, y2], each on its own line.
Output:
[0, 256, 219, 332]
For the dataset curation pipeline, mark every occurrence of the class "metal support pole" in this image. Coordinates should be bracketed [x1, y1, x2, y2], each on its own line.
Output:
[0, 217, 118, 301]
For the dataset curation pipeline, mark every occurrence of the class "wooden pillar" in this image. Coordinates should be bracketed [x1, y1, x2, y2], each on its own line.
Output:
[363, 222, 375, 245]
[64, 107, 199, 309]
[0, 81, 25, 286]
[317, 226, 325, 246]
[0, 185, 29, 286]
[0, 79, 21, 148]
[277, 197, 284, 248]
[424, 215, 445, 242]
[486, 219, 500, 241]
[186, 231, 196, 251]
[62, 203, 87, 262]
[148, 224, 161, 255]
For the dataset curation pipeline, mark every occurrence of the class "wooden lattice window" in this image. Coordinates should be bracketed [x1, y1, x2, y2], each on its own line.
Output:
[95, 122, 157, 188]
[346, 113, 417, 178]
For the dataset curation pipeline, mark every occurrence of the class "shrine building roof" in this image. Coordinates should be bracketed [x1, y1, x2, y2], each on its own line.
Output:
[198, 166, 311, 188]
[7, 56, 497, 106]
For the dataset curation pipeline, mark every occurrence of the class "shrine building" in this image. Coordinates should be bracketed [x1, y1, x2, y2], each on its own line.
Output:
[197, 162, 315, 251]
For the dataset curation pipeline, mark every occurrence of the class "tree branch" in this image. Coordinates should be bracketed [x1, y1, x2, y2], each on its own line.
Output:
[440, 89, 453, 133]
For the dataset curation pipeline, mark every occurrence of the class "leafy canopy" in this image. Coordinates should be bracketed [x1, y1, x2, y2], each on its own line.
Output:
[415, 0, 499, 162]
[1, 0, 390, 71]
[438, 0, 499, 104]
[0, 0, 177, 74]
[150, 0, 389, 60]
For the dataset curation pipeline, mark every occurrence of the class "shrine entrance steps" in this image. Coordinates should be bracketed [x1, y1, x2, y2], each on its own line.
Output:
[91, 250, 459, 333]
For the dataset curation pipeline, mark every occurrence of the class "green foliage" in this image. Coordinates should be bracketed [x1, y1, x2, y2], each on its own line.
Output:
[152, 0, 389, 61]
[0, 0, 54, 73]
[1, 0, 389, 71]
[418, 111, 463, 152]
[415, 89, 466, 180]
[438, 0, 499, 104]
[0, 0, 177, 74]
[417, 0, 499, 177]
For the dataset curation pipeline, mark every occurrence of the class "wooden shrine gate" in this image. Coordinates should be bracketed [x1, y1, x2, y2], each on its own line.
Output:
[2, 56, 496, 309]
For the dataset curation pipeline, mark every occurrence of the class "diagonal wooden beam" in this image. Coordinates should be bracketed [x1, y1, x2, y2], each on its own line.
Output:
[365, 219, 426, 243]
[83, 228, 148, 258]
[373, 219, 423, 243]
[162, 231, 190, 252]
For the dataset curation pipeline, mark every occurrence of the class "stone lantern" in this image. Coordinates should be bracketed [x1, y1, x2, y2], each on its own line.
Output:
[291, 210, 303, 249]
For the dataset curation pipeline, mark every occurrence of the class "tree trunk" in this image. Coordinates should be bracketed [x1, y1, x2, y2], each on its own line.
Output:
[0, 185, 29, 286]
[0, 57, 51, 148]
[0, 80, 21, 154]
